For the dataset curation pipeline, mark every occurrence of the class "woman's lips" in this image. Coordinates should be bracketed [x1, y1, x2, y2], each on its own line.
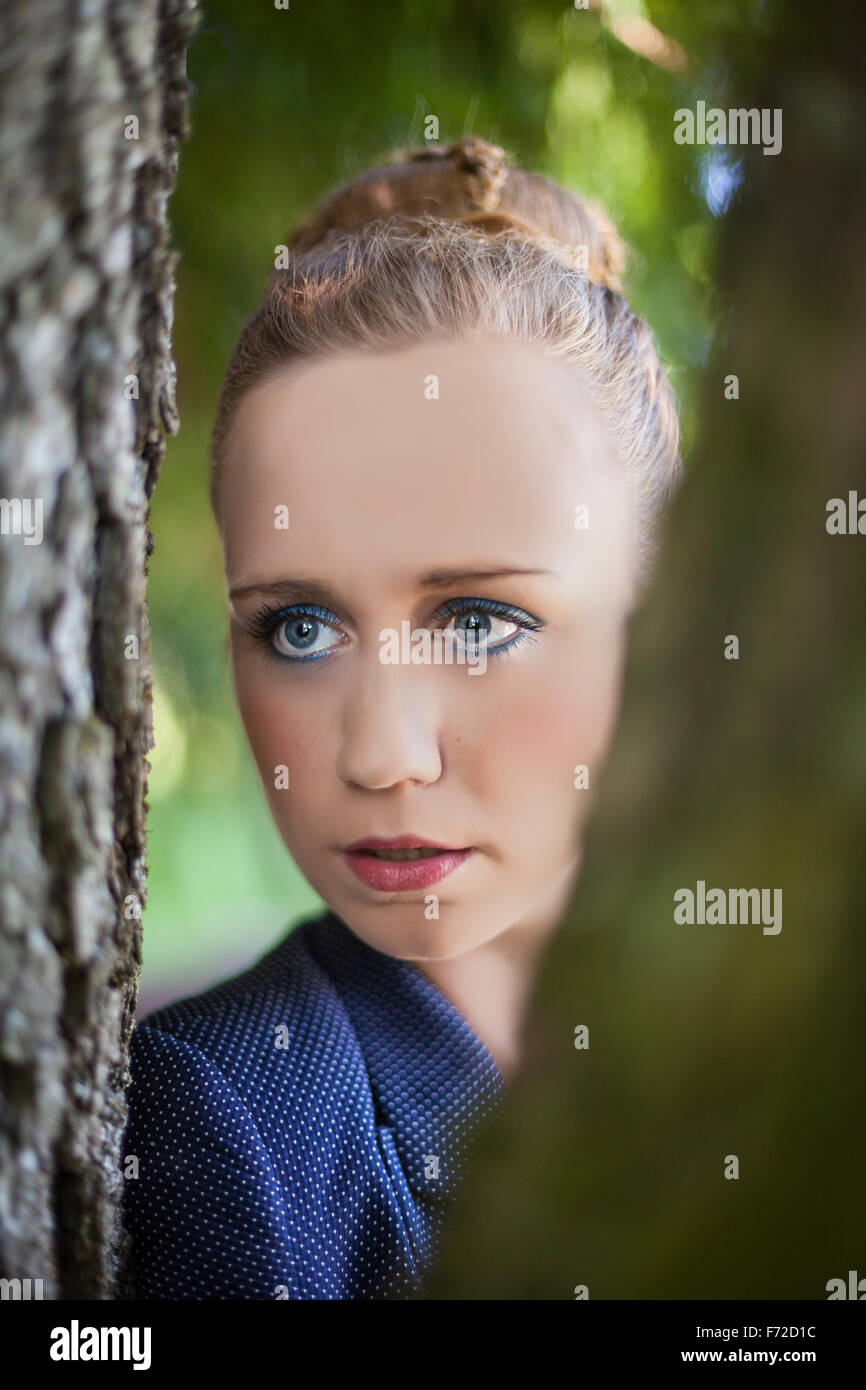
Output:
[340, 837, 474, 892]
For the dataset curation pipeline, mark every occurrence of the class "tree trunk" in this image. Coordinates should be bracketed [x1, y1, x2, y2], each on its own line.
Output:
[0, 0, 198, 1300]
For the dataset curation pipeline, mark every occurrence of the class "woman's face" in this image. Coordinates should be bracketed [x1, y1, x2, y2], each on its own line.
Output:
[219, 332, 634, 962]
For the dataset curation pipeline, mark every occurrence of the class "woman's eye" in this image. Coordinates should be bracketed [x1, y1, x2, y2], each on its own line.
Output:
[270, 613, 343, 660]
[430, 597, 543, 658]
[441, 608, 522, 650]
[243, 600, 347, 665]
[249, 597, 542, 664]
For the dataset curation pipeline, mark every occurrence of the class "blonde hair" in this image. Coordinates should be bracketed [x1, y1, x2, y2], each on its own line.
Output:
[211, 136, 682, 588]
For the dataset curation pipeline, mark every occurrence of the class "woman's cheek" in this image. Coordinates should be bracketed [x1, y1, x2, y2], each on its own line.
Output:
[471, 644, 622, 838]
[232, 664, 328, 821]
[233, 666, 284, 771]
[509, 634, 621, 764]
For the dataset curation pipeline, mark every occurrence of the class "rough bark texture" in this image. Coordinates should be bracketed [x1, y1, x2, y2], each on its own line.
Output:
[0, 0, 198, 1299]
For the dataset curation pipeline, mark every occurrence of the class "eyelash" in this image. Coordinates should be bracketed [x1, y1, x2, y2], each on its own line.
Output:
[245, 597, 544, 666]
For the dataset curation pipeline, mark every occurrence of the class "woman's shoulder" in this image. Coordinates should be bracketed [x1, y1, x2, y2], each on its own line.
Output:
[135, 908, 332, 1036]
[123, 913, 350, 1301]
[128, 909, 370, 1129]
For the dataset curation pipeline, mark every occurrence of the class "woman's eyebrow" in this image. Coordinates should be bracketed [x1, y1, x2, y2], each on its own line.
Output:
[417, 566, 558, 588]
[229, 566, 559, 606]
[228, 577, 338, 605]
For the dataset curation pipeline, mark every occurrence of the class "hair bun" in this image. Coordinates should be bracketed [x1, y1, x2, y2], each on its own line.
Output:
[399, 135, 509, 213]
[287, 135, 628, 292]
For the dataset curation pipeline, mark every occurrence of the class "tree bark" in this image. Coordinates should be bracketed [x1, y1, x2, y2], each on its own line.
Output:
[0, 0, 198, 1300]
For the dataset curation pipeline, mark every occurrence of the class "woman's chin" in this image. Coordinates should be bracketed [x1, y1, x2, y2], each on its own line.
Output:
[333, 900, 493, 963]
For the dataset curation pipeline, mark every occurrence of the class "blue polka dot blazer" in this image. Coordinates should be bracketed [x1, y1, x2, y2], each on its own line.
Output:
[122, 909, 505, 1299]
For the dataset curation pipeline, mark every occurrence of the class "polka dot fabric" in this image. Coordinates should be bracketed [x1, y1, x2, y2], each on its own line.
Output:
[122, 909, 506, 1299]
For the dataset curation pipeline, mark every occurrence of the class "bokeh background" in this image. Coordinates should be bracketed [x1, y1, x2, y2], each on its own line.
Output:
[142, 0, 742, 1013]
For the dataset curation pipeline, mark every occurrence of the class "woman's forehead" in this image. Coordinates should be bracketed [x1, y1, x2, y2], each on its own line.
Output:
[219, 336, 632, 613]
[221, 337, 622, 540]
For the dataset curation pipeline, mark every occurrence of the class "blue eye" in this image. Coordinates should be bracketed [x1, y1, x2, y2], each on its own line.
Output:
[248, 603, 345, 664]
[245, 596, 544, 666]
[432, 597, 543, 657]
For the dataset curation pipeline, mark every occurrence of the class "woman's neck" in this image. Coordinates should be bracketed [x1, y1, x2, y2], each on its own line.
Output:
[416, 855, 582, 1083]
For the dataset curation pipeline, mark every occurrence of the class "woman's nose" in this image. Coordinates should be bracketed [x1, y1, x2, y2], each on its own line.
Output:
[335, 648, 443, 790]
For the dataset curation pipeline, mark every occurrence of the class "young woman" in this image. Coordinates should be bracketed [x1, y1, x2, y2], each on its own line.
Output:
[122, 136, 682, 1299]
